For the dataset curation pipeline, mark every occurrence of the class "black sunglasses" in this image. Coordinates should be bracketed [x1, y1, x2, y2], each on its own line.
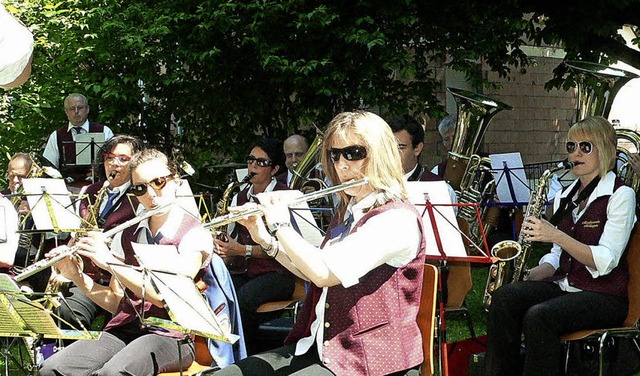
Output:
[328, 145, 368, 163]
[130, 175, 173, 197]
[566, 140, 593, 155]
[246, 155, 273, 168]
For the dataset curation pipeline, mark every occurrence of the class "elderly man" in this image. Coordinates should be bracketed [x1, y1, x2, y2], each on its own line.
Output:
[283, 134, 309, 186]
[432, 114, 457, 178]
[43, 93, 114, 186]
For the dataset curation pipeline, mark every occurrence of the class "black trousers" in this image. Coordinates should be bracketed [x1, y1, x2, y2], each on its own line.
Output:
[484, 281, 627, 376]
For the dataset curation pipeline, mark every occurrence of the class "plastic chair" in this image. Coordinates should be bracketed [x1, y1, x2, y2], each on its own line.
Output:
[417, 264, 439, 376]
[561, 223, 640, 375]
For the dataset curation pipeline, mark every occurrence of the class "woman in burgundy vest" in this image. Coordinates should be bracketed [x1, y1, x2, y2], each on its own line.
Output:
[485, 116, 636, 376]
[40, 148, 214, 375]
[214, 111, 427, 376]
[214, 138, 295, 354]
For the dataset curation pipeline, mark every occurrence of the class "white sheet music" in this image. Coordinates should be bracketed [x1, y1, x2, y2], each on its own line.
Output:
[22, 178, 81, 232]
[132, 243, 237, 343]
[490, 152, 530, 204]
[406, 181, 466, 257]
[75, 132, 105, 166]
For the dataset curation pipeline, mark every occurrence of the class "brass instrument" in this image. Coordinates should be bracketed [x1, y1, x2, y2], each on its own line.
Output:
[565, 61, 638, 122]
[204, 178, 370, 230]
[483, 160, 579, 308]
[616, 129, 640, 192]
[14, 202, 173, 283]
[42, 174, 114, 307]
[214, 172, 255, 273]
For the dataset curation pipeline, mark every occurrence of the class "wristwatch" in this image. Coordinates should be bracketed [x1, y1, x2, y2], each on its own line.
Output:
[244, 245, 253, 258]
[262, 237, 279, 258]
[268, 222, 292, 234]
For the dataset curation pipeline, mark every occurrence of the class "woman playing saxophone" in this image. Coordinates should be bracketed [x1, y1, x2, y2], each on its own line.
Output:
[485, 116, 636, 375]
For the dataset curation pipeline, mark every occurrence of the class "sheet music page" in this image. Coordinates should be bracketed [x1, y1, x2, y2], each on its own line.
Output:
[490, 152, 530, 204]
[256, 190, 324, 247]
[132, 243, 237, 343]
[22, 178, 81, 232]
[75, 132, 105, 166]
[176, 181, 202, 221]
[406, 181, 467, 257]
[0, 273, 20, 292]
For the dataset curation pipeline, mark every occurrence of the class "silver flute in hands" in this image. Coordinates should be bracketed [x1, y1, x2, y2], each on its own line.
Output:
[14, 203, 173, 282]
[203, 178, 369, 230]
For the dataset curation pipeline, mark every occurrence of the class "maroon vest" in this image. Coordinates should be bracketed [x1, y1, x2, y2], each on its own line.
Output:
[104, 212, 202, 334]
[234, 181, 292, 278]
[56, 122, 105, 182]
[78, 182, 138, 284]
[551, 178, 629, 296]
[286, 200, 426, 376]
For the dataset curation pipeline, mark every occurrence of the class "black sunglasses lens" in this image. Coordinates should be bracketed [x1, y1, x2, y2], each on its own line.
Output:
[329, 150, 341, 163]
[580, 142, 592, 154]
[344, 146, 366, 161]
[566, 142, 577, 154]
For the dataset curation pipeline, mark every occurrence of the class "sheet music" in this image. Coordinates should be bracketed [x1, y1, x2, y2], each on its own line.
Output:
[132, 243, 237, 343]
[75, 132, 105, 166]
[176, 181, 202, 221]
[406, 181, 467, 257]
[490, 152, 530, 204]
[22, 178, 81, 232]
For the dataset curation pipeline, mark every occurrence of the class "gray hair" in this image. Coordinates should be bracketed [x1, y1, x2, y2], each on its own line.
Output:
[438, 114, 457, 136]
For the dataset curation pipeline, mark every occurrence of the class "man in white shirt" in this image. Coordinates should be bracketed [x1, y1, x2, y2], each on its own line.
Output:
[42, 93, 114, 186]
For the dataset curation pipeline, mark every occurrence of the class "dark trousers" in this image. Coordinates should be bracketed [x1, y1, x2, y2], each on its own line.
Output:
[59, 285, 108, 330]
[213, 344, 420, 376]
[485, 281, 627, 376]
[232, 272, 295, 354]
[39, 327, 195, 375]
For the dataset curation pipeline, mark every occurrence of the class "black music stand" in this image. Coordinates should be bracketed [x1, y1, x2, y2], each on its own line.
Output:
[407, 181, 493, 376]
[60, 132, 105, 185]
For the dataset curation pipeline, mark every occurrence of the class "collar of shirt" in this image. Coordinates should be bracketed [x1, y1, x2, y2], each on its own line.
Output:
[133, 205, 183, 242]
[247, 178, 278, 202]
[404, 164, 419, 181]
[345, 192, 380, 225]
[107, 181, 131, 201]
[557, 171, 616, 214]
[67, 120, 89, 132]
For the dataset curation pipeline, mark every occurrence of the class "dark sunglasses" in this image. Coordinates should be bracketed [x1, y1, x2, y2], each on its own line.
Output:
[103, 153, 131, 164]
[328, 145, 367, 163]
[130, 175, 173, 196]
[246, 155, 273, 168]
[565, 140, 593, 155]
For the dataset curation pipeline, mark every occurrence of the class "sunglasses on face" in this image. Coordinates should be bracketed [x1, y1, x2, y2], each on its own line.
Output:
[103, 153, 131, 164]
[565, 140, 594, 155]
[328, 145, 368, 163]
[246, 155, 273, 168]
[130, 175, 173, 197]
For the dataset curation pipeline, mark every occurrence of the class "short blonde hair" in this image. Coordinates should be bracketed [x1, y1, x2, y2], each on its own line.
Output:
[567, 116, 616, 178]
[321, 111, 407, 218]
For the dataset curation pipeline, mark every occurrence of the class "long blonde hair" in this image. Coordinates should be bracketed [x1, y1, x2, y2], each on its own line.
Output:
[321, 111, 407, 218]
[567, 116, 616, 178]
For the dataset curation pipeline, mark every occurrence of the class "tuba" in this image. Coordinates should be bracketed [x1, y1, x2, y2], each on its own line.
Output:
[443, 88, 512, 243]
[565, 61, 638, 122]
[616, 129, 640, 192]
[289, 134, 325, 192]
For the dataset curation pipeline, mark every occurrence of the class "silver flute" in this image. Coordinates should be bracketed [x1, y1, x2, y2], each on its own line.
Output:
[203, 177, 369, 230]
[14, 203, 172, 282]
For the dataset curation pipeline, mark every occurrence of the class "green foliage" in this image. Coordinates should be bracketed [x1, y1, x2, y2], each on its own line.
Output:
[1, 0, 639, 189]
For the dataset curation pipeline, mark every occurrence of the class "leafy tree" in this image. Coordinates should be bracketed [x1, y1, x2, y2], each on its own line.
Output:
[1, 0, 639, 188]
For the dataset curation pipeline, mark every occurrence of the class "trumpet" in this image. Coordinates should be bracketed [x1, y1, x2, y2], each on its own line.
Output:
[14, 203, 173, 282]
[203, 178, 369, 229]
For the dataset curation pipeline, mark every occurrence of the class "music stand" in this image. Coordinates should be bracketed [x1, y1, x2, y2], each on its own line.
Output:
[20, 178, 83, 234]
[60, 132, 105, 185]
[407, 181, 493, 376]
[0, 274, 99, 374]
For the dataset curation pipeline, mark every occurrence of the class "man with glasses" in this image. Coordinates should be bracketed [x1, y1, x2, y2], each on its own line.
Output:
[42, 93, 114, 187]
[57, 135, 143, 334]
[432, 113, 457, 178]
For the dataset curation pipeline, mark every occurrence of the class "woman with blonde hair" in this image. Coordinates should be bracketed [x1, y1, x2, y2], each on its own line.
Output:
[485, 116, 636, 375]
[215, 111, 427, 375]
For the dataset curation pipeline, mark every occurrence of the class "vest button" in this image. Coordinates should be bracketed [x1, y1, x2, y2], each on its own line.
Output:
[323, 341, 329, 347]
[324, 358, 330, 365]
[325, 303, 330, 309]
[324, 322, 330, 328]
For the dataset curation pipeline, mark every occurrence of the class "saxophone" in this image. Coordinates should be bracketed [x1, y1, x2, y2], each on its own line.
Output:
[42, 173, 113, 309]
[214, 172, 255, 273]
[482, 160, 578, 308]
